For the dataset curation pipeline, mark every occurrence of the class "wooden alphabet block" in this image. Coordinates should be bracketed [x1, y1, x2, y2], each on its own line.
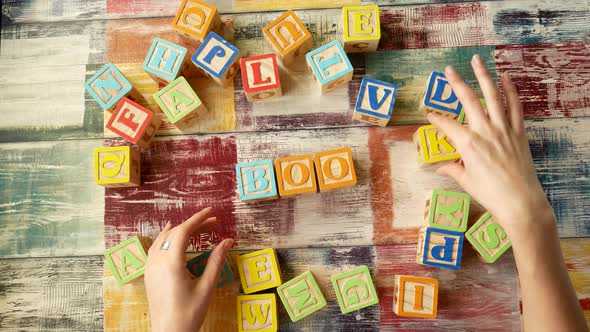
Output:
[240, 53, 282, 102]
[85, 63, 140, 111]
[106, 97, 161, 148]
[172, 0, 223, 42]
[306, 40, 354, 94]
[413, 125, 460, 168]
[237, 294, 278, 332]
[236, 160, 279, 203]
[393, 275, 439, 319]
[277, 271, 327, 322]
[342, 5, 381, 53]
[236, 248, 282, 294]
[314, 147, 357, 191]
[352, 77, 398, 127]
[331, 265, 379, 314]
[262, 10, 313, 66]
[274, 154, 317, 197]
[192, 32, 241, 87]
[465, 212, 511, 263]
[416, 227, 464, 270]
[104, 236, 151, 285]
[153, 76, 208, 129]
[186, 251, 236, 288]
[143, 38, 192, 85]
[424, 189, 471, 232]
[94, 146, 141, 187]
[419, 71, 463, 118]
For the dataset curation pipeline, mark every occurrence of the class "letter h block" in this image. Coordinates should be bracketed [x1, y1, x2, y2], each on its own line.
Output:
[420, 71, 463, 118]
[143, 38, 192, 85]
[85, 63, 140, 112]
[413, 125, 460, 168]
[240, 54, 282, 102]
[274, 154, 317, 197]
[393, 275, 439, 319]
[172, 0, 223, 42]
[236, 160, 279, 203]
[277, 271, 327, 322]
[342, 5, 381, 53]
[104, 236, 151, 285]
[306, 40, 354, 94]
[424, 189, 470, 232]
[465, 212, 511, 263]
[236, 248, 282, 294]
[237, 294, 278, 332]
[331, 265, 379, 314]
[106, 97, 161, 148]
[314, 147, 357, 191]
[263, 10, 313, 66]
[186, 251, 236, 288]
[352, 77, 398, 127]
[417, 227, 464, 270]
[153, 77, 208, 129]
[94, 146, 141, 187]
[192, 32, 241, 87]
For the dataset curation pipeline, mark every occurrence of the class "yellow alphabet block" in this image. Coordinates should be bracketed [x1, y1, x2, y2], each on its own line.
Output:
[237, 294, 278, 332]
[94, 146, 141, 187]
[342, 5, 381, 53]
[412, 125, 460, 168]
[236, 248, 282, 294]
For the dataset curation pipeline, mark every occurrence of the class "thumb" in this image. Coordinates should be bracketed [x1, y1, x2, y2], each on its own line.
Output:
[195, 239, 234, 296]
[436, 162, 470, 192]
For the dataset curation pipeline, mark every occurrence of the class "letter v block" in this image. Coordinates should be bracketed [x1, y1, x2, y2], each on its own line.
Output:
[153, 77, 208, 129]
[331, 265, 379, 314]
[420, 71, 463, 118]
[106, 97, 161, 148]
[306, 40, 354, 94]
[352, 77, 398, 127]
[465, 212, 511, 263]
[94, 146, 141, 187]
[192, 32, 241, 87]
[314, 147, 357, 191]
[236, 248, 282, 294]
[424, 189, 470, 232]
[240, 53, 282, 102]
[186, 251, 236, 288]
[342, 5, 381, 53]
[172, 0, 223, 42]
[104, 236, 151, 285]
[236, 160, 279, 203]
[263, 10, 313, 66]
[416, 227, 464, 270]
[413, 125, 460, 168]
[237, 294, 278, 332]
[143, 38, 192, 85]
[393, 275, 439, 319]
[85, 63, 140, 111]
[274, 154, 317, 196]
[277, 271, 327, 322]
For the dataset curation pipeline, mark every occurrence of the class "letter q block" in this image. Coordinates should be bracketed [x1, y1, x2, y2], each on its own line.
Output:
[306, 40, 354, 94]
[274, 154, 317, 197]
[105, 236, 151, 285]
[413, 125, 460, 168]
[237, 294, 278, 332]
[424, 189, 470, 232]
[85, 63, 140, 111]
[236, 160, 279, 203]
[106, 97, 161, 148]
[263, 10, 313, 66]
[94, 146, 140, 187]
[342, 5, 381, 53]
[419, 71, 463, 118]
[352, 77, 398, 127]
[153, 77, 208, 129]
[331, 265, 379, 314]
[416, 227, 464, 270]
[192, 32, 241, 87]
[393, 275, 438, 319]
[277, 271, 327, 322]
[240, 54, 282, 102]
[172, 0, 223, 42]
[143, 38, 192, 85]
[465, 212, 511, 263]
[314, 147, 357, 191]
[236, 248, 282, 294]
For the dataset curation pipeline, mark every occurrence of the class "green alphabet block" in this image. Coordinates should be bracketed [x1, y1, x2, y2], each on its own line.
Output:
[331, 265, 379, 314]
[277, 271, 327, 322]
[425, 189, 470, 232]
[465, 212, 511, 263]
[104, 236, 150, 285]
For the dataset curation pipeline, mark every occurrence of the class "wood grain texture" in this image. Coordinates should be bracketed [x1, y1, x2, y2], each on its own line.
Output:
[562, 238, 590, 328]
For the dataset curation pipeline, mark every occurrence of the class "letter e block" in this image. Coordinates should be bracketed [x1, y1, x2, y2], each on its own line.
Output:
[342, 5, 381, 53]
[94, 146, 141, 187]
[420, 71, 463, 118]
[465, 212, 511, 263]
[186, 251, 236, 288]
[393, 275, 438, 319]
[416, 227, 464, 270]
[262, 10, 313, 66]
[352, 77, 398, 127]
[314, 147, 357, 191]
[143, 38, 192, 85]
[236, 248, 282, 294]
[424, 189, 470, 232]
[240, 54, 282, 102]
[236, 160, 279, 203]
[237, 294, 278, 332]
[85, 63, 138, 111]
[172, 0, 223, 42]
[413, 125, 460, 168]
[331, 265, 379, 314]
[306, 40, 353, 94]
[104, 236, 151, 285]
[153, 77, 208, 129]
[192, 32, 241, 87]
[106, 97, 161, 148]
[277, 271, 327, 322]
[274, 154, 317, 196]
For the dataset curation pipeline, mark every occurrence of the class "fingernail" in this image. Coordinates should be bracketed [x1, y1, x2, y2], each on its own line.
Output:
[224, 239, 234, 249]
[445, 65, 456, 76]
[472, 54, 482, 65]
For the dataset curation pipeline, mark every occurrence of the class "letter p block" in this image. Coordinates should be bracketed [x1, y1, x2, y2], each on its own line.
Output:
[277, 271, 327, 322]
[420, 71, 463, 118]
[236, 248, 282, 294]
[465, 212, 511, 263]
[94, 146, 141, 187]
[393, 275, 439, 319]
[236, 160, 279, 203]
[331, 265, 379, 314]
[417, 227, 464, 270]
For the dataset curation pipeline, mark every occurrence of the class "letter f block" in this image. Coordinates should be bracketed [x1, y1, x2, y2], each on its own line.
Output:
[417, 227, 464, 270]
[236, 160, 279, 203]
[306, 40, 354, 94]
[106, 97, 161, 148]
[342, 5, 381, 53]
[172, 0, 223, 42]
[420, 71, 463, 118]
[236, 248, 282, 294]
[393, 275, 439, 319]
[237, 294, 278, 332]
[94, 146, 141, 187]
[352, 77, 398, 127]
[263, 10, 313, 66]
[331, 265, 379, 314]
[465, 212, 511, 263]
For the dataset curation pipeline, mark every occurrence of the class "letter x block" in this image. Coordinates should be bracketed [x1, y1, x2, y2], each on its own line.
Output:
[240, 54, 282, 102]
[413, 125, 460, 168]
[342, 5, 381, 53]
[172, 0, 223, 42]
[393, 275, 438, 319]
[143, 38, 192, 85]
[237, 294, 278, 332]
[274, 154, 317, 197]
[465, 212, 512, 263]
[420, 71, 463, 118]
[352, 77, 398, 127]
[106, 98, 161, 148]
[416, 227, 464, 270]
[85, 63, 140, 111]
[306, 40, 354, 94]
[424, 189, 471, 232]
[104, 236, 151, 285]
[263, 10, 313, 66]
[236, 248, 282, 294]
[192, 32, 241, 87]
[94, 146, 141, 187]
[331, 265, 379, 314]
[314, 147, 357, 191]
[186, 251, 236, 288]
[277, 271, 327, 322]
[153, 76, 208, 129]
[236, 160, 279, 203]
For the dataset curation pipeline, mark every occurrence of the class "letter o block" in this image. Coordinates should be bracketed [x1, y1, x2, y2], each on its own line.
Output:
[85, 63, 140, 111]
[106, 98, 161, 148]
[465, 212, 511, 263]
[342, 5, 381, 53]
[172, 0, 223, 42]
[262, 10, 313, 66]
[352, 77, 398, 127]
[153, 77, 208, 129]
[192, 32, 241, 87]
[274, 154, 317, 196]
[306, 40, 354, 94]
[240, 54, 282, 102]
[314, 147, 357, 191]
[277, 271, 327, 322]
[416, 227, 464, 270]
[236, 248, 282, 294]
[237, 294, 278, 332]
[393, 275, 438, 319]
[419, 71, 463, 118]
[424, 189, 470, 232]
[236, 160, 279, 203]
[104, 236, 151, 285]
[413, 125, 460, 168]
[331, 265, 379, 314]
[94, 146, 141, 187]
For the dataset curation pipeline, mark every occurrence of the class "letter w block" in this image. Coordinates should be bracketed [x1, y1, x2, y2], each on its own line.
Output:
[277, 271, 327, 322]
[237, 294, 278, 332]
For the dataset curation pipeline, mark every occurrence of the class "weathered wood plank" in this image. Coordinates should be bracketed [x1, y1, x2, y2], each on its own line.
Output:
[562, 238, 590, 328]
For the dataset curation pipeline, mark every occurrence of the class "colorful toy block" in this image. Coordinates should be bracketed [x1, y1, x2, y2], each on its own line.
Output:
[413, 125, 460, 168]
[143, 38, 192, 85]
[277, 271, 327, 322]
[106, 97, 161, 148]
[236, 160, 279, 203]
[172, 0, 223, 42]
[393, 275, 439, 319]
[153, 76, 208, 129]
[85, 63, 139, 111]
[331, 265, 379, 314]
[262, 10, 313, 66]
[94, 146, 141, 187]
[236, 248, 282, 294]
[465, 212, 511, 263]
[424, 189, 471, 232]
[104, 236, 151, 285]
[192, 32, 241, 87]
[342, 5, 381, 53]
[416, 227, 464, 270]
[352, 77, 398, 127]
[274, 154, 317, 197]
[314, 147, 357, 191]
[420, 71, 463, 118]
[237, 294, 278, 332]
[186, 251, 236, 288]
[306, 40, 354, 94]
[240, 54, 282, 102]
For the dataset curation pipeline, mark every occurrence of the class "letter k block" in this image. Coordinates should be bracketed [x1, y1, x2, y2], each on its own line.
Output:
[236, 248, 282, 294]
[417, 227, 464, 270]
[236, 160, 279, 203]
[331, 265, 379, 314]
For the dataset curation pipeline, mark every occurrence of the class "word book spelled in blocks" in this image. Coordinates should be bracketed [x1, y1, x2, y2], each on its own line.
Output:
[105, 236, 150, 285]
[314, 147, 357, 191]
[342, 5, 381, 53]
[277, 271, 327, 322]
[85, 63, 138, 111]
[420, 71, 463, 118]
[236, 160, 279, 203]
[172, 0, 223, 42]
[237, 294, 278, 332]
[94, 146, 140, 187]
[263, 10, 313, 66]
[306, 40, 353, 94]
[424, 189, 470, 232]
[413, 125, 460, 168]
[352, 77, 398, 127]
[186, 251, 235, 288]
[331, 265, 379, 314]
[394, 275, 438, 319]
[192, 32, 241, 87]
[236, 248, 282, 294]
[417, 227, 464, 270]
[240, 54, 282, 102]
[274, 154, 317, 197]
[106, 97, 161, 148]
[153, 76, 208, 129]
[143, 38, 191, 85]
[465, 212, 511, 263]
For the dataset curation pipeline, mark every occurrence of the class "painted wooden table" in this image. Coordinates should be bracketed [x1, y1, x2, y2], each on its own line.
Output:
[1, 0, 589, 330]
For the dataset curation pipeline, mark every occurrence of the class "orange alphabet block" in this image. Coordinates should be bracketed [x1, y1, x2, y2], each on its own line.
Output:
[393, 275, 439, 319]
[172, 0, 223, 42]
[274, 154, 317, 196]
[262, 10, 313, 66]
[314, 147, 357, 191]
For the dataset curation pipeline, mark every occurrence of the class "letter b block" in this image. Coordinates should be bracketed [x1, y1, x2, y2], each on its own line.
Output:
[240, 54, 282, 102]
[420, 71, 463, 118]
[85, 63, 138, 111]
[153, 77, 208, 129]
[236, 160, 279, 203]
[331, 265, 379, 314]
[393, 275, 438, 319]
[192, 32, 241, 87]
[417, 227, 464, 270]
[104, 236, 151, 285]
[263, 10, 313, 66]
[172, 0, 223, 42]
[274, 154, 317, 196]
[424, 189, 471, 232]
[306, 40, 354, 94]
[277, 271, 327, 322]
[342, 5, 381, 53]
[237, 294, 278, 332]
[143, 38, 192, 85]
[236, 248, 282, 294]
[106, 97, 161, 148]
[413, 125, 460, 168]
[314, 147, 357, 191]
[94, 146, 141, 187]
[465, 212, 511, 263]
[352, 77, 398, 127]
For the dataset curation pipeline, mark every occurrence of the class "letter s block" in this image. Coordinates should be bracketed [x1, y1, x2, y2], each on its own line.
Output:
[420, 71, 463, 118]
[236, 248, 282, 294]
[153, 77, 208, 129]
[352, 77, 398, 127]
[192, 32, 241, 87]
[263, 10, 313, 66]
[104, 236, 151, 285]
[277, 271, 327, 322]
[274, 154, 317, 196]
[94, 146, 141, 187]
[85, 63, 140, 111]
[465, 212, 511, 263]
[424, 189, 471, 232]
[172, 0, 223, 42]
[236, 160, 279, 203]
[306, 40, 354, 94]
[143, 38, 192, 85]
[314, 147, 357, 191]
[393, 275, 438, 319]
[186, 251, 236, 288]
[240, 54, 282, 102]
[416, 227, 464, 270]
[331, 265, 379, 314]
[413, 125, 460, 168]
[106, 97, 161, 148]
[342, 5, 381, 53]
[237, 294, 278, 332]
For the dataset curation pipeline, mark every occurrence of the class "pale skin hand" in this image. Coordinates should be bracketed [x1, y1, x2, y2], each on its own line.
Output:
[144, 207, 234, 332]
[428, 55, 587, 331]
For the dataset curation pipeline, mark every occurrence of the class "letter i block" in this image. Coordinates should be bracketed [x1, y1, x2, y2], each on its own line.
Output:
[106, 98, 161, 148]
[314, 147, 357, 191]
[153, 77, 208, 129]
[465, 212, 511, 263]
[186, 251, 235, 288]
[413, 125, 460, 168]
[104, 236, 151, 285]
[192, 32, 241, 87]
[94, 146, 141, 187]
[262, 10, 313, 66]
[143, 38, 192, 85]
[85, 63, 139, 111]
[420, 71, 463, 118]
[277, 271, 327, 322]
[236, 248, 282, 294]
[352, 77, 398, 127]
[393, 275, 438, 319]
[416, 227, 464, 270]
[342, 5, 381, 53]
[331, 265, 379, 314]
[236, 160, 279, 203]
[172, 0, 223, 42]
[306, 40, 354, 94]
[274, 154, 317, 197]
[424, 189, 470, 232]
[240, 54, 282, 102]
[237, 294, 278, 332]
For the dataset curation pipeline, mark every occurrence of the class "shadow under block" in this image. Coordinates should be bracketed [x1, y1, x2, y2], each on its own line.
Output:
[85, 63, 140, 111]
[153, 76, 208, 129]
[419, 71, 463, 118]
[417, 227, 464, 270]
[237, 294, 278, 332]
[104, 236, 151, 285]
[306, 40, 353, 94]
[192, 32, 241, 87]
[236, 248, 281, 294]
[106, 97, 161, 148]
[94, 146, 141, 187]
[424, 189, 471, 232]
[277, 271, 327, 322]
[314, 147, 357, 191]
[240, 53, 282, 102]
[331, 265, 379, 314]
[413, 125, 460, 168]
[352, 77, 398, 127]
[143, 38, 192, 85]
[262, 10, 313, 66]
[172, 0, 223, 42]
[465, 212, 512, 263]
[186, 251, 236, 288]
[393, 275, 439, 319]
[274, 154, 317, 197]
[342, 5, 381, 53]
[236, 160, 279, 203]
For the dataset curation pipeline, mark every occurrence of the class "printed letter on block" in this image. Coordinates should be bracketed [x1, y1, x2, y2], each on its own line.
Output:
[314, 147, 357, 191]
[393, 275, 439, 319]
[104, 236, 151, 285]
[465, 212, 511, 263]
[94, 146, 141, 187]
[186, 251, 235, 288]
[85, 63, 136, 111]
[240, 53, 282, 102]
[153, 76, 208, 129]
[352, 77, 398, 127]
[424, 189, 471, 232]
[143, 38, 191, 85]
[237, 294, 278, 332]
[236, 248, 282, 294]
[274, 154, 317, 196]
[106, 97, 161, 148]
[413, 125, 460, 168]
[331, 265, 379, 314]
[306, 40, 353, 94]
[192, 32, 241, 87]
[236, 160, 279, 203]
[417, 227, 464, 270]
[420, 71, 463, 118]
[342, 5, 381, 53]
[262, 10, 313, 66]
[172, 0, 223, 42]
[277, 271, 327, 322]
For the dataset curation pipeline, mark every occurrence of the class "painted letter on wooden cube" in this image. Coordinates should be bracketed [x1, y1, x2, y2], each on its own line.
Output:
[153, 76, 208, 129]
[85, 63, 135, 111]
[94, 146, 141, 187]
[420, 71, 463, 118]
[106, 97, 161, 148]
[143, 38, 191, 85]
[172, 0, 223, 42]
[416, 227, 464, 270]
[342, 5, 381, 53]
[262, 10, 313, 66]
[413, 125, 460, 168]
[314, 147, 357, 191]
[240, 53, 282, 102]
[306, 40, 353, 94]
[393, 275, 438, 319]
[425, 189, 470, 232]
[186, 251, 235, 288]
[331, 265, 379, 314]
[104, 236, 151, 285]
[236, 248, 281, 294]
[352, 77, 397, 127]
[192, 32, 241, 87]
[465, 212, 511, 263]
[274, 154, 317, 196]
[236, 160, 279, 203]
[237, 294, 278, 332]
[277, 271, 327, 322]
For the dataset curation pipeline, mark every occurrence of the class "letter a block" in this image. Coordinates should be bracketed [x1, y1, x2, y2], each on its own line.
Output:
[306, 40, 354, 94]
[236, 160, 279, 203]
[143, 38, 192, 85]
[352, 77, 398, 127]
[186, 251, 235, 288]
[237, 294, 278, 332]
[413, 125, 460, 168]
[104, 236, 151, 285]
[342, 5, 381, 53]
[240, 54, 282, 102]
[153, 76, 208, 129]
[172, 0, 223, 42]
[263, 10, 313, 66]
[94, 146, 141, 187]
[314, 147, 357, 191]
[331, 265, 379, 314]
[417, 227, 464, 270]
[192, 32, 241, 87]
[465, 212, 511, 263]
[106, 97, 161, 148]
[424, 189, 470, 232]
[274, 154, 317, 197]
[277, 271, 327, 322]
[85, 63, 139, 111]
[236, 248, 282, 294]
[420, 71, 463, 118]
[393, 275, 438, 319]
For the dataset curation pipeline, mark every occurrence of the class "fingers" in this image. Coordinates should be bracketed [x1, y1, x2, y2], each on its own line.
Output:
[471, 54, 507, 127]
[501, 74, 525, 136]
[445, 66, 488, 130]
[427, 113, 471, 149]
[436, 163, 470, 192]
[195, 238, 234, 296]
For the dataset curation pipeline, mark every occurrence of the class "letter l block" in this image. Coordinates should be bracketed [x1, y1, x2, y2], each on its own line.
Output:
[236, 160, 279, 203]
[240, 53, 282, 102]
[331, 265, 379, 314]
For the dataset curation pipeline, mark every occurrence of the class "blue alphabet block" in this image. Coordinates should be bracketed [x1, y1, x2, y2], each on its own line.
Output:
[143, 38, 190, 84]
[186, 251, 235, 288]
[352, 77, 398, 127]
[192, 32, 241, 87]
[85, 63, 134, 111]
[416, 227, 464, 270]
[306, 40, 353, 94]
[236, 160, 279, 203]
[420, 71, 463, 118]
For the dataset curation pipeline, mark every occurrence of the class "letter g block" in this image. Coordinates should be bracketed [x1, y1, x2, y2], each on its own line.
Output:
[236, 159, 279, 203]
